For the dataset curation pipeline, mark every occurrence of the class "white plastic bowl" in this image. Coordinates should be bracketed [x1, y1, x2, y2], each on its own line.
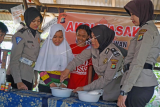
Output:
[77, 89, 103, 102]
[50, 87, 73, 97]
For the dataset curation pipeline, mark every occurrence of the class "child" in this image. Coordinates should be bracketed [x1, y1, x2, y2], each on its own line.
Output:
[34, 24, 73, 93]
[67, 25, 93, 89]
[0, 22, 8, 64]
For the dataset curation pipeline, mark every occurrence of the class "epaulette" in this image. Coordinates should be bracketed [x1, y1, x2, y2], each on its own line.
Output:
[18, 28, 26, 33]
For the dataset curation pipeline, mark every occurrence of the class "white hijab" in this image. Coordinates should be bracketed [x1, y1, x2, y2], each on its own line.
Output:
[34, 24, 73, 71]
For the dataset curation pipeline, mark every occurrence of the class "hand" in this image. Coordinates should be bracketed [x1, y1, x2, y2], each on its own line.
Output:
[33, 79, 38, 88]
[17, 82, 28, 90]
[60, 83, 67, 88]
[60, 69, 70, 82]
[50, 83, 57, 87]
[117, 95, 127, 107]
[73, 87, 84, 92]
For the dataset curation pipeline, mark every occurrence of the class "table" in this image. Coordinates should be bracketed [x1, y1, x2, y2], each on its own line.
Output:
[0, 90, 117, 107]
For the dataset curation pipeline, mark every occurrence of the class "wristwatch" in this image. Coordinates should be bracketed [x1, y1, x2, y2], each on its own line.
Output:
[120, 91, 128, 96]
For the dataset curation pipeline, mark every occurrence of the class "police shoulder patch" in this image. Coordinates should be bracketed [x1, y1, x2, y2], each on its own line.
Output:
[16, 37, 22, 44]
[137, 29, 147, 41]
[137, 34, 143, 41]
[38, 38, 40, 44]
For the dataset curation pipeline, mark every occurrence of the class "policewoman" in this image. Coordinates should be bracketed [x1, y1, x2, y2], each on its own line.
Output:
[117, 0, 160, 107]
[9, 7, 43, 90]
[61, 25, 127, 101]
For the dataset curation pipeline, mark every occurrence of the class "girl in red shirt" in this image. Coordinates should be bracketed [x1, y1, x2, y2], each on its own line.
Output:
[67, 25, 93, 89]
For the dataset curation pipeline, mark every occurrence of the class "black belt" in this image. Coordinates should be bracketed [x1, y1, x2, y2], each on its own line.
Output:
[123, 63, 153, 72]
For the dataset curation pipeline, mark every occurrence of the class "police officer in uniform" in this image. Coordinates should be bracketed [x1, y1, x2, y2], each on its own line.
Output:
[61, 25, 127, 101]
[9, 7, 43, 90]
[117, 0, 160, 107]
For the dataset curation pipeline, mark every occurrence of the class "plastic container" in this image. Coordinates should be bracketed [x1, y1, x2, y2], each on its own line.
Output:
[77, 89, 103, 102]
[50, 87, 73, 97]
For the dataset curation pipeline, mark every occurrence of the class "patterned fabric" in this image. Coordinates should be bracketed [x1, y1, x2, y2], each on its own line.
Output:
[48, 97, 117, 107]
[0, 90, 52, 107]
[38, 71, 69, 87]
[0, 90, 117, 107]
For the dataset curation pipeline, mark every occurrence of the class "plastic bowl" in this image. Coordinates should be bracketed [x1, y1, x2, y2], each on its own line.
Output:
[77, 90, 103, 102]
[50, 87, 73, 97]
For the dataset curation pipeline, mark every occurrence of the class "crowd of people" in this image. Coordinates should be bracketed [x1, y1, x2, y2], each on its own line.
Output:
[0, 0, 159, 107]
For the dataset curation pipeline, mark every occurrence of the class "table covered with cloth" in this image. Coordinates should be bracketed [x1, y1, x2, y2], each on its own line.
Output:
[0, 90, 117, 107]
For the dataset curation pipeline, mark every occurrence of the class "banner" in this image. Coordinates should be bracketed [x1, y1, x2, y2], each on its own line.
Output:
[11, 4, 24, 24]
[58, 12, 139, 49]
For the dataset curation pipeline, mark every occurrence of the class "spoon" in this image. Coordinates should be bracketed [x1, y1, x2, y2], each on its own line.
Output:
[58, 81, 63, 89]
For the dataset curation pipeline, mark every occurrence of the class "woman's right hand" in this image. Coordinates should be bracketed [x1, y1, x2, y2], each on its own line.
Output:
[17, 82, 28, 90]
[73, 87, 84, 92]
[60, 69, 70, 82]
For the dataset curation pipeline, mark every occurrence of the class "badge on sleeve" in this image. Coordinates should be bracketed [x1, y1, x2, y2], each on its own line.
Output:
[103, 58, 108, 64]
[137, 29, 147, 41]
[137, 34, 143, 41]
[16, 37, 22, 44]
[110, 59, 118, 69]
[38, 38, 40, 44]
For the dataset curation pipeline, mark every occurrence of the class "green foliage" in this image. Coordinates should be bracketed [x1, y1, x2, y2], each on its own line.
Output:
[149, 95, 156, 103]
[146, 62, 160, 107]
[41, 32, 49, 39]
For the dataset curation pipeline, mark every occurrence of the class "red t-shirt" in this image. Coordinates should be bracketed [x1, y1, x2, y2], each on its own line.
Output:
[67, 44, 92, 89]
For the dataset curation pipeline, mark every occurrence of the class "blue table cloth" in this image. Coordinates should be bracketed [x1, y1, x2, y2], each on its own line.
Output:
[0, 90, 117, 107]
[48, 97, 117, 107]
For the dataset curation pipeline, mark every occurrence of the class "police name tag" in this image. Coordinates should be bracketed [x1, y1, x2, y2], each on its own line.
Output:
[27, 41, 33, 43]
[19, 57, 33, 66]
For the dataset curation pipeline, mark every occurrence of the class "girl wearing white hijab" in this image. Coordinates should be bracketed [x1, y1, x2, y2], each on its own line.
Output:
[34, 24, 73, 93]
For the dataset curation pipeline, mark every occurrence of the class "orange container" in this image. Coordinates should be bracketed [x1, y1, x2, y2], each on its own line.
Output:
[1, 84, 5, 91]
[4, 85, 8, 92]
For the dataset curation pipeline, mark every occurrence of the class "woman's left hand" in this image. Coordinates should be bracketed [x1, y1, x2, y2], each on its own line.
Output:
[73, 87, 84, 92]
[117, 95, 127, 107]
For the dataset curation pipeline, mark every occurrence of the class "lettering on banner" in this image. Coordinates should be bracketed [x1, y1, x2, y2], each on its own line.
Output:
[65, 21, 139, 37]
[113, 41, 127, 48]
